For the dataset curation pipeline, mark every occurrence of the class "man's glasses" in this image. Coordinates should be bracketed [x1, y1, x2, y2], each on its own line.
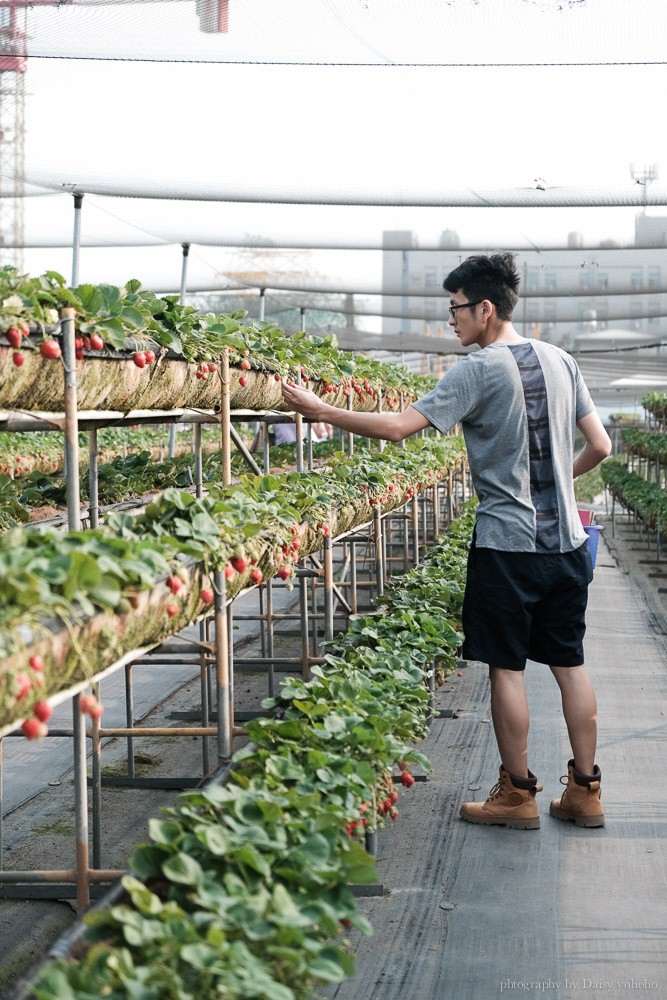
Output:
[448, 300, 483, 319]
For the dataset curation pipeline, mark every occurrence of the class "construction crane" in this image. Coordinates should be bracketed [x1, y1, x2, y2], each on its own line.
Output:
[0, 0, 225, 272]
[0, 0, 30, 269]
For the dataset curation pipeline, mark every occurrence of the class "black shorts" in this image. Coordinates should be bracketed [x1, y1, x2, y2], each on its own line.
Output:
[461, 537, 594, 671]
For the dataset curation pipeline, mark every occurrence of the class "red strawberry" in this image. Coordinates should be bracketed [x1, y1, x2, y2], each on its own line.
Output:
[207, 363, 217, 373]
[239, 375, 248, 388]
[274, 373, 281, 381]
[15, 672, 31, 700]
[29, 654, 44, 672]
[21, 718, 47, 740]
[133, 352, 146, 369]
[6, 326, 22, 348]
[250, 567, 263, 585]
[75, 347, 84, 361]
[33, 701, 53, 723]
[89, 334, 104, 351]
[40, 340, 61, 360]
[240, 358, 251, 370]
[12, 351, 24, 366]
[144, 349, 156, 364]
[401, 771, 415, 788]
[200, 588, 214, 604]
[230, 556, 247, 573]
[277, 566, 291, 580]
[165, 602, 179, 617]
[166, 575, 182, 594]
[80, 696, 103, 721]
[128, 593, 140, 609]
[224, 565, 236, 580]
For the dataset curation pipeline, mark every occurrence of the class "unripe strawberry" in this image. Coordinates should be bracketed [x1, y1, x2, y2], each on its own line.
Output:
[250, 567, 263, 585]
[12, 351, 24, 366]
[200, 588, 214, 604]
[33, 701, 53, 723]
[224, 564, 236, 580]
[40, 340, 61, 360]
[133, 352, 146, 369]
[240, 358, 251, 370]
[29, 654, 44, 672]
[6, 326, 22, 348]
[21, 718, 47, 740]
[165, 602, 179, 617]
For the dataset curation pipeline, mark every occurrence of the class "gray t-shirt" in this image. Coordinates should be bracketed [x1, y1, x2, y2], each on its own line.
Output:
[412, 339, 594, 553]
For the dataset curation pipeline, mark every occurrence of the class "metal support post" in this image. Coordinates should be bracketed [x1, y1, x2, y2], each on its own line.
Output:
[323, 532, 335, 643]
[411, 495, 420, 566]
[213, 569, 232, 762]
[90, 681, 103, 870]
[88, 428, 99, 529]
[72, 694, 90, 910]
[374, 507, 384, 600]
[220, 351, 232, 486]
[61, 308, 81, 531]
[194, 422, 203, 498]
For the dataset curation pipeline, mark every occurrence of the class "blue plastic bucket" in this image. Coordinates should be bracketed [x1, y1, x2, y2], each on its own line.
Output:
[584, 524, 603, 568]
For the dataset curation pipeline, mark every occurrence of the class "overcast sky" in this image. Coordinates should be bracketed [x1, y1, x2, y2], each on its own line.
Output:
[17, 0, 667, 292]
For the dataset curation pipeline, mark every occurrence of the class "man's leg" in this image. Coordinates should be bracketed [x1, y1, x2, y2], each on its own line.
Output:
[459, 665, 541, 829]
[489, 665, 530, 778]
[549, 664, 604, 827]
[549, 664, 597, 774]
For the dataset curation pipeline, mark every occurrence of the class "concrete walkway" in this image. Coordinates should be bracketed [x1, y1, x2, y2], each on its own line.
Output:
[326, 521, 667, 1000]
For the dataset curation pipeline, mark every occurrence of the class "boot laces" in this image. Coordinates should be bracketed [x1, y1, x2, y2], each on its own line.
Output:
[487, 780, 503, 799]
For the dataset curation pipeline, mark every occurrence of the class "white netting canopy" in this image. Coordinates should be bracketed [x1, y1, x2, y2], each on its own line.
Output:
[24, 0, 667, 66]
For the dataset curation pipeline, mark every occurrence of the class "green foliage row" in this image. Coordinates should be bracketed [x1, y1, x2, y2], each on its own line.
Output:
[30, 505, 475, 1000]
[0, 438, 465, 721]
[0, 266, 434, 396]
[600, 460, 667, 530]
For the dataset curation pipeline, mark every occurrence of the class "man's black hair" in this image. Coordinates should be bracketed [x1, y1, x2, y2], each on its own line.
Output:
[443, 253, 520, 321]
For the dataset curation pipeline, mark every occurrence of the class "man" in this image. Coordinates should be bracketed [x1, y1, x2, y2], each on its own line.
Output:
[281, 253, 611, 831]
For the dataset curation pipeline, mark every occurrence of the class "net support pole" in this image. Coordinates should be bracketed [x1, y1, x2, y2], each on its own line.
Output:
[71, 193, 83, 286]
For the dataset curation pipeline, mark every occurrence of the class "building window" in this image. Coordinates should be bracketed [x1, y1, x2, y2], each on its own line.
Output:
[631, 270, 643, 290]
[544, 272, 557, 291]
[424, 268, 438, 289]
[630, 301, 643, 330]
[649, 302, 661, 327]
[526, 270, 540, 291]
[649, 267, 661, 289]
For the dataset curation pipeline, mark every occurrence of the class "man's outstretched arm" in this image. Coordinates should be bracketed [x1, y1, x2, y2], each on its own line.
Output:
[574, 411, 612, 478]
[281, 381, 431, 442]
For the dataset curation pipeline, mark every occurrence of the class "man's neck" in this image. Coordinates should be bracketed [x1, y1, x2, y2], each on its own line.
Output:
[480, 322, 526, 348]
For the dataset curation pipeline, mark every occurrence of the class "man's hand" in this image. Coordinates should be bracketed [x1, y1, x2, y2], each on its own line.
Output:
[281, 381, 326, 421]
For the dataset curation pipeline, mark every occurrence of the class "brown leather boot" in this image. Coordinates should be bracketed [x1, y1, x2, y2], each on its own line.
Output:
[549, 759, 605, 828]
[460, 766, 542, 830]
